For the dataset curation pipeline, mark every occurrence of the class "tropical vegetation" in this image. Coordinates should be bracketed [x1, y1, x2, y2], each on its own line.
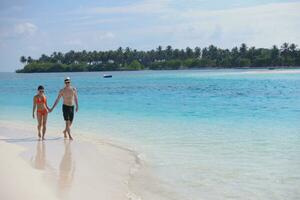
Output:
[16, 43, 300, 73]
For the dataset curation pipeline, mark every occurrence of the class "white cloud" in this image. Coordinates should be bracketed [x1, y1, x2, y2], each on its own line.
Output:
[14, 22, 38, 36]
[170, 2, 300, 47]
[117, 1, 300, 48]
[68, 1, 300, 49]
[0, 22, 38, 42]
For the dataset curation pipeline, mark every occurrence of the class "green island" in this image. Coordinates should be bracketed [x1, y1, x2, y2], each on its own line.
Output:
[16, 43, 300, 73]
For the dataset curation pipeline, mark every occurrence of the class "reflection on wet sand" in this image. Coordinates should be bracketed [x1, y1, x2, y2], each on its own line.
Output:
[58, 140, 75, 198]
[32, 141, 47, 170]
[31, 139, 76, 199]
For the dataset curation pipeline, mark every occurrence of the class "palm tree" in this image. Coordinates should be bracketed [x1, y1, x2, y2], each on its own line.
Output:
[20, 56, 27, 64]
[165, 45, 173, 60]
[239, 43, 247, 58]
[57, 52, 64, 63]
[186, 47, 193, 58]
[289, 43, 297, 57]
[271, 45, 280, 66]
[39, 54, 49, 62]
[27, 56, 33, 63]
[194, 47, 201, 59]
[156, 46, 163, 61]
[281, 43, 290, 65]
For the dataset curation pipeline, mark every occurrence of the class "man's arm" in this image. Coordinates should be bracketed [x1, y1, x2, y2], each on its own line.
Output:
[32, 96, 36, 118]
[51, 90, 63, 111]
[74, 88, 79, 112]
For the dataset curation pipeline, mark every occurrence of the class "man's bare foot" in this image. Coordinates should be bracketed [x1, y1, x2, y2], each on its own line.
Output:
[42, 137, 45, 140]
[38, 133, 41, 138]
[69, 136, 73, 140]
[63, 130, 67, 138]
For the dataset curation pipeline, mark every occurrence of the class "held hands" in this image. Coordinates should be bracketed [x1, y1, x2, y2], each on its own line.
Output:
[48, 106, 54, 113]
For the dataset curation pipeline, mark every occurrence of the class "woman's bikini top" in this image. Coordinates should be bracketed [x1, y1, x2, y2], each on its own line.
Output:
[36, 96, 46, 104]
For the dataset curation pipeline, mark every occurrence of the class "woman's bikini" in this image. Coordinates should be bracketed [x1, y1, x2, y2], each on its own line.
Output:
[36, 95, 48, 115]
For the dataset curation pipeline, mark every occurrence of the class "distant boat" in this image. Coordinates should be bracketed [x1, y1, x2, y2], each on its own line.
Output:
[268, 67, 276, 70]
[103, 74, 112, 78]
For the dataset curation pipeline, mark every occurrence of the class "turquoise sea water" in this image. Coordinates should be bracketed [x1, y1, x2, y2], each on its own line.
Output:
[0, 69, 300, 199]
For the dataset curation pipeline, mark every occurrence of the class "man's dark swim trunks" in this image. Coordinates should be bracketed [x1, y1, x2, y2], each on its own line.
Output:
[62, 104, 74, 122]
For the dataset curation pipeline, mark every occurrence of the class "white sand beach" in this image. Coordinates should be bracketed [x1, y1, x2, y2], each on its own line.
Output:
[212, 68, 300, 76]
[0, 121, 144, 200]
[240, 68, 300, 74]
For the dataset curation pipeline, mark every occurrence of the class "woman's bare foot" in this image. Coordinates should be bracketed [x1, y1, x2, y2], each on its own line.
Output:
[38, 132, 41, 138]
[42, 137, 45, 140]
[69, 136, 73, 140]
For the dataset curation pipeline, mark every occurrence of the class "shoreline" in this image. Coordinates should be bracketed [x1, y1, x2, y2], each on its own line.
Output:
[0, 121, 143, 200]
[0, 119, 181, 200]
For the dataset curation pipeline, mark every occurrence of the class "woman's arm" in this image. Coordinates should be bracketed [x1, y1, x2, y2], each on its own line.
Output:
[33, 96, 36, 118]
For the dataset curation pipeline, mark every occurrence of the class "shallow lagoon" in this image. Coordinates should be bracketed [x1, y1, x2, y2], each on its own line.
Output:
[0, 69, 299, 199]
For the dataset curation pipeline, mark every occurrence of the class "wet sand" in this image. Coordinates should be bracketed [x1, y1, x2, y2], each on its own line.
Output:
[0, 122, 142, 200]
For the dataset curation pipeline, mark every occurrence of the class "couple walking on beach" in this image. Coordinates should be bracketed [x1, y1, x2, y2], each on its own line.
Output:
[33, 77, 79, 140]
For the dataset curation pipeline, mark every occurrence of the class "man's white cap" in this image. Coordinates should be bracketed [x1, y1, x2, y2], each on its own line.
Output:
[64, 77, 71, 82]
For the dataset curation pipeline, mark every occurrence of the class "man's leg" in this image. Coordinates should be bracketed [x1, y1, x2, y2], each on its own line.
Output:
[63, 122, 68, 138]
[67, 106, 74, 140]
[63, 126, 67, 136]
[66, 120, 73, 140]
[62, 105, 67, 138]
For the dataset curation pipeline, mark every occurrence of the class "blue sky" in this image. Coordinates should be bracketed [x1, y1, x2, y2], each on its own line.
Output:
[0, 0, 300, 71]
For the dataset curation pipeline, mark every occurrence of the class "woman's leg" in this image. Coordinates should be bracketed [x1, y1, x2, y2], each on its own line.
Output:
[42, 113, 48, 140]
[37, 112, 42, 139]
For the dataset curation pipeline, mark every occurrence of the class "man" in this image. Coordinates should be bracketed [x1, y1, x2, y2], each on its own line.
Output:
[51, 77, 78, 140]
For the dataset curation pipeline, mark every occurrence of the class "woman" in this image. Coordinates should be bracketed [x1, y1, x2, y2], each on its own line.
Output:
[33, 85, 51, 140]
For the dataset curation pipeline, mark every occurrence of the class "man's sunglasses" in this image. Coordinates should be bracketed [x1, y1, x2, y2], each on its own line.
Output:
[39, 90, 44, 93]
[65, 81, 70, 84]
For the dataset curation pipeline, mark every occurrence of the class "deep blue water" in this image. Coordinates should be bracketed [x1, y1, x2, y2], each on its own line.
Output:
[0, 69, 299, 199]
